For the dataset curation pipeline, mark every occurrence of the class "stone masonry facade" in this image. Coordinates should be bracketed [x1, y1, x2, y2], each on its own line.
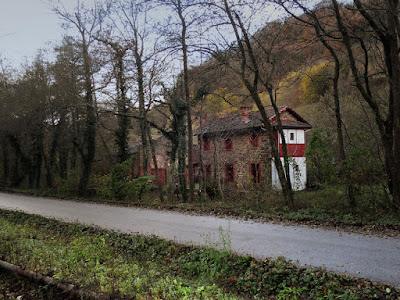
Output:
[200, 130, 272, 188]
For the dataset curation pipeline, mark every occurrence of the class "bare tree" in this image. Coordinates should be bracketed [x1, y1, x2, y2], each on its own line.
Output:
[331, 0, 400, 209]
[95, 35, 131, 163]
[157, 0, 207, 202]
[52, 0, 105, 194]
[104, 0, 163, 177]
[202, 0, 296, 207]
[276, 0, 356, 207]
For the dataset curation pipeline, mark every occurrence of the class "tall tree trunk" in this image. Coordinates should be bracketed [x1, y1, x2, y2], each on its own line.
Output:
[135, 48, 149, 176]
[46, 119, 62, 188]
[168, 140, 178, 201]
[78, 33, 96, 195]
[268, 89, 294, 209]
[2, 140, 9, 186]
[71, 110, 78, 171]
[177, 0, 195, 202]
[57, 110, 68, 180]
[387, 0, 400, 209]
[115, 50, 130, 163]
[148, 130, 164, 202]
[177, 125, 187, 202]
[198, 100, 205, 197]
[8, 135, 31, 187]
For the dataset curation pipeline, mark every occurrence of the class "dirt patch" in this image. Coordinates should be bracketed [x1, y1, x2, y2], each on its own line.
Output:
[0, 269, 81, 300]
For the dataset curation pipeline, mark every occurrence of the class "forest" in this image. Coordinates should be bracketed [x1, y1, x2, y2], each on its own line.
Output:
[0, 0, 399, 219]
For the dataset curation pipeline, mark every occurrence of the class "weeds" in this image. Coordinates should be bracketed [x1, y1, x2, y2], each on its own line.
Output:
[0, 209, 398, 299]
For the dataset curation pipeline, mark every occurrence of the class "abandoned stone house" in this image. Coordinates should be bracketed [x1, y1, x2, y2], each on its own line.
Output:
[131, 106, 312, 190]
[193, 106, 312, 191]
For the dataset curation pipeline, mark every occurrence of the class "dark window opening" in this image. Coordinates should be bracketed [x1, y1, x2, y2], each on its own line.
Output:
[203, 136, 211, 151]
[290, 132, 295, 141]
[249, 133, 260, 148]
[225, 164, 235, 183]
[223, 138, 233, 151]
[250, 163, 261, 184]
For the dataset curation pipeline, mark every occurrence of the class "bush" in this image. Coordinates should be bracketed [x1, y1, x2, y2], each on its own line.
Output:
[57, 169, 80, 195]
[206, 179, 222, 200]
[94, 159, 154, 201]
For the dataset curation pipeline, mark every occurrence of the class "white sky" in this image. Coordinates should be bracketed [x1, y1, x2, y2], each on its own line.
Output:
[0, 0, 285, 68]
[0, 0, 64, 65]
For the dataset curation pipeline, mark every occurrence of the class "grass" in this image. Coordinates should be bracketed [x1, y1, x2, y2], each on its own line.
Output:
[0, 209, 399, 299]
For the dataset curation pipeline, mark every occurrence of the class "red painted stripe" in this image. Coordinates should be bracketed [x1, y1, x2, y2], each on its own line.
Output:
[279, 144, 306, 157]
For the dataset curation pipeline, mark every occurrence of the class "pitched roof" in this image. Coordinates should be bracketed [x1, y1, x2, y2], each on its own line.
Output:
[193, 106, 312, 136]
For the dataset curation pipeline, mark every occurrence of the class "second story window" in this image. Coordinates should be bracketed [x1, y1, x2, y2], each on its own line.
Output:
[203, 136, 211, 151]
[290, 132, 295, 142]
[223, 138, 233, 151]
[249, 133, 260, 148]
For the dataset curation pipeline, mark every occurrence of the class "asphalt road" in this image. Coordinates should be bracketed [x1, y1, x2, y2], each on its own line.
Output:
[0, 192, 399, 287]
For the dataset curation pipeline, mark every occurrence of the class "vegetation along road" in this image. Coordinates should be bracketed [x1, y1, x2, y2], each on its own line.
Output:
[0, 192, 399, 288]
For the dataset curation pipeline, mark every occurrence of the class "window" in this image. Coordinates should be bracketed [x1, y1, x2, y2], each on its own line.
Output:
[223, 138, 233, 151]
[203, 136, 211, 151]
[280, 129, 297, 144]
[290, 132, 295, 142]
[250, 163, 261, 184]
[224, 164, 235, 183]
[249, 133, 260, 148]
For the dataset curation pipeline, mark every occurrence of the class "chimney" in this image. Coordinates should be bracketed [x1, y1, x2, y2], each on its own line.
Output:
[240, 106, 250, 123]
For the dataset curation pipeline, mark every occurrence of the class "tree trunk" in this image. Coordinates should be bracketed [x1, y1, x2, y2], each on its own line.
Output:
[148, 129, 164, 202]
[387, 0, 400, 209]
[78, 33, 96, 195]
[2, 139, 9, 186]
[135, 49, 149, 176]
[268, 89, 294, 209]
[177, 125, 188, 202]
[115, 50, 130, 163]
[178, 0, 195, 202]
[198, 100, 205, 197]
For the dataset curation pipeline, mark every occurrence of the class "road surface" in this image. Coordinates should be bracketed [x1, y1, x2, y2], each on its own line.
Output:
[0, 192, 399, 287]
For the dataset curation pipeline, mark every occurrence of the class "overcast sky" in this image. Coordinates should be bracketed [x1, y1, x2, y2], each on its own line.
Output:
[0, 0, 284, 68]
[0, 0, 64, 65]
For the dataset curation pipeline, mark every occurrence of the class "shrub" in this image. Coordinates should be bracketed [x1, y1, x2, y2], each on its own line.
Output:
[94, 159, 154, 201]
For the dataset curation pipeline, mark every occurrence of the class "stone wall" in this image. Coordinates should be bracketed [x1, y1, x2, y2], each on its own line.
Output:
[200, 131, 272, 188]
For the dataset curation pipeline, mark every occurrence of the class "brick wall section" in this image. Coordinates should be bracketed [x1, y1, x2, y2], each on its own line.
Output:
[201, 131, 272, 187]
